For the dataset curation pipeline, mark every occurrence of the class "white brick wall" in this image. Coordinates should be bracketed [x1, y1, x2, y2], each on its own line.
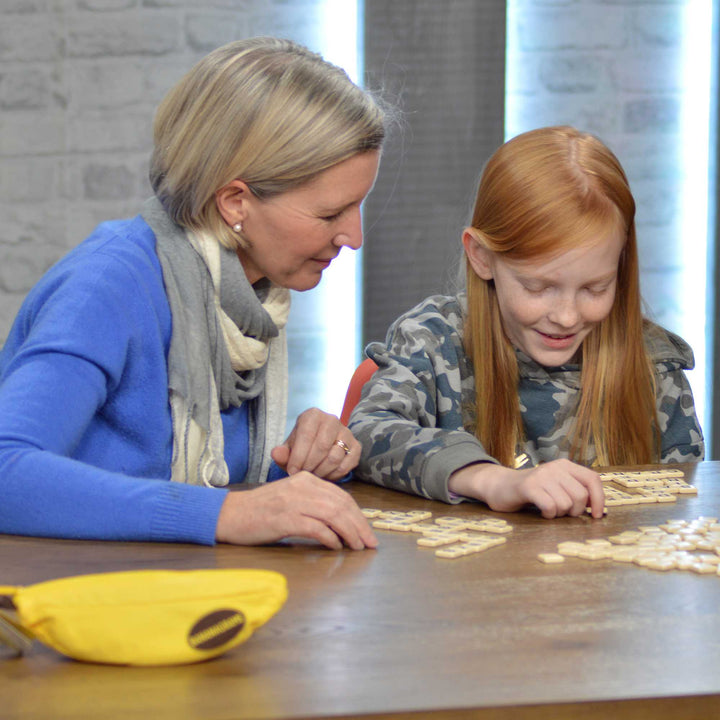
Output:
[507, 0, 699, 333]
[0, 0, 338, 428]
[0, 0, 329, 334]
[507, 0, 711, 428]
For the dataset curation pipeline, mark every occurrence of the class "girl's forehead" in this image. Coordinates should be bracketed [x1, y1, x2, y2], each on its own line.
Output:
[501, 229, 625, 278]
[511, 221, 625, 262]
[505, 207, 627, 259]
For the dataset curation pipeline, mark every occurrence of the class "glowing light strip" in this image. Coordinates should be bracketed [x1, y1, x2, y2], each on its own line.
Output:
[506, 0, 715, 437]
[316, 0, 361, 415]
[504, 0, 522, 141]
[679, 0, 714, 437]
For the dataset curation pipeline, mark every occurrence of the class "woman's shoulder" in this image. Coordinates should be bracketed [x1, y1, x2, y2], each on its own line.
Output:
[32, 215, 165, 307]
[5, 214, 170, 355]
[63, 215, 161, 274]
[643, 319, 695, 370]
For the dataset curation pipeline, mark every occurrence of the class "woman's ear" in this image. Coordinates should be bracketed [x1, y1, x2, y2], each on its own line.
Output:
[462, 228, 494, 280]
[215, 180, 253, 228]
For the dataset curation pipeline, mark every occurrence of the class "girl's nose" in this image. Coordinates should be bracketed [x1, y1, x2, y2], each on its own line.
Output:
[548, 295, 580, 328]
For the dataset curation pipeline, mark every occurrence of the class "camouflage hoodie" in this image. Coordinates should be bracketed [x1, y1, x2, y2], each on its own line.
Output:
[349, 294, 704, 503]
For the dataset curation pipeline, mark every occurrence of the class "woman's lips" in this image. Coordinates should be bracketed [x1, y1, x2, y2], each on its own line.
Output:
[311, 258, 332, 269]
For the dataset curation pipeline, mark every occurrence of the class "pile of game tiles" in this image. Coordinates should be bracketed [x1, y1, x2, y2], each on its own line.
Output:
[361, 508, 513, 559]
[599, 469, 696, 506]
[538, 516, 720, 574]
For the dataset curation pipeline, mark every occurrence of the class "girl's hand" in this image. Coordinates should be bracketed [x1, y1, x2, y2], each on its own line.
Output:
[215, 472, 378, 549]
[271, 407, 360, 481]
[448, 458, 605, 519]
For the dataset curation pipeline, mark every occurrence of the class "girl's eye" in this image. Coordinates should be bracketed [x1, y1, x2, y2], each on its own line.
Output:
[585, 285, 609, 296]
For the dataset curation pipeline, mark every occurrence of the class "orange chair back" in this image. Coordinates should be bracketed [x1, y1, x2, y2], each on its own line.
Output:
[340, 358, 378, 425]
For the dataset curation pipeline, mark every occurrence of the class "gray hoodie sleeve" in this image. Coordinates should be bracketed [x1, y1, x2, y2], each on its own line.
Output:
[645, 323, 705, 462]
[349, 296, 494, 503]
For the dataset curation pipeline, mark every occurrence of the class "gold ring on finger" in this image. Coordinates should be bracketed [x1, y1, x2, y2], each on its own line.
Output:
[335, 439, 351, 455]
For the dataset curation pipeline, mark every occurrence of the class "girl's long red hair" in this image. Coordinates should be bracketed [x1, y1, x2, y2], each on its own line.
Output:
[464, 126, 659, 467]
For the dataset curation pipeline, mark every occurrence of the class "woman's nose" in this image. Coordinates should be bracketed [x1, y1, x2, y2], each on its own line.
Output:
[333, 207, 363, 250]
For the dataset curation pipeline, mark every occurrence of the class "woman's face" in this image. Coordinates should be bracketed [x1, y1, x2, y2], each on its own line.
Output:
[466, 226, 626, 367]
[228, 151, 380, 291]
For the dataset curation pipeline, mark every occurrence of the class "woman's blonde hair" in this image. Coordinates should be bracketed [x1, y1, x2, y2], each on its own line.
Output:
[464, 126, 659, 467]
[150, 37, 386, 249]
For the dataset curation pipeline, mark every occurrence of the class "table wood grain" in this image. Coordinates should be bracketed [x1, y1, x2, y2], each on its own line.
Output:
[2, 462, 720, 719]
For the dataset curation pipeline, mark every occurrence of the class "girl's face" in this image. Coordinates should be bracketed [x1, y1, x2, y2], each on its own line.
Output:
[465, 227, 626, 367]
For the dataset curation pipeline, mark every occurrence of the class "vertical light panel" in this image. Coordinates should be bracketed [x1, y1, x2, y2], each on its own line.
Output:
[679, 0, 715, 440]
[504, 0, 523, 143]
[315, 0, 361, 416]
[505, 0, 716, 444]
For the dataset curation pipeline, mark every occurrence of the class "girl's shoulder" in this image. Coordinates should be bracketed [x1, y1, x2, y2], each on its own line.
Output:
[367, 294, 468, 370]
[643, 319, 695, 370]
[386, 293, 466, 338]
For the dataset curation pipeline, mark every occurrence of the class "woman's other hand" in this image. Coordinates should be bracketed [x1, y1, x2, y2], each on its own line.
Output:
[448, 458, 605, 519]
[215, 472, 378, 549]
[271, 408, 360, 481]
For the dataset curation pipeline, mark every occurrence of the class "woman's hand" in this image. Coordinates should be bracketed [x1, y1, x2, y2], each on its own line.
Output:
[215, 472, 378, 549]
[271, 407, 360, 481]
[448, 458, 605, 519]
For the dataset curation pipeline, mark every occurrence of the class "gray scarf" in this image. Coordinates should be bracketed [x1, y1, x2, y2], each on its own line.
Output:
[142, 197, 289, 486]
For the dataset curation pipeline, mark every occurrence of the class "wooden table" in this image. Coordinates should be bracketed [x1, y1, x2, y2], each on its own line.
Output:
[2, 462, 720, 720]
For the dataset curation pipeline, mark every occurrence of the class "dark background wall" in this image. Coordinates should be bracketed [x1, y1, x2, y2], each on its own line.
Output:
[362, 0, 506, 344]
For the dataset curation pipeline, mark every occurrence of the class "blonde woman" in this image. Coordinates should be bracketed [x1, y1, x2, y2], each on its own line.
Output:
[0, 38, 384, 549]
[350, 126, 703, 519]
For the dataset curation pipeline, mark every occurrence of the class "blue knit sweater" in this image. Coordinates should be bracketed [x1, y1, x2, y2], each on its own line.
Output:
[0, 215, 276, 545]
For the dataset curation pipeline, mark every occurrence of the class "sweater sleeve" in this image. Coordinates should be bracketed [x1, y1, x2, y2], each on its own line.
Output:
[0, 352, 226, 544]
[644, 323, 705, 463]
[0, 225, 228, 545]
[348, 297, 494, 503]
[655, 361, 705, 463]
[0, 450, 227, 545]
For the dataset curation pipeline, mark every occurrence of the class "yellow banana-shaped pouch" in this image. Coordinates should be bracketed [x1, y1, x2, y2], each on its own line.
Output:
[0, 568, 287, 666]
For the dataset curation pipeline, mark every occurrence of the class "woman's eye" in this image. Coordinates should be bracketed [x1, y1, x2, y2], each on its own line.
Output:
[320, 211, 343, 222]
